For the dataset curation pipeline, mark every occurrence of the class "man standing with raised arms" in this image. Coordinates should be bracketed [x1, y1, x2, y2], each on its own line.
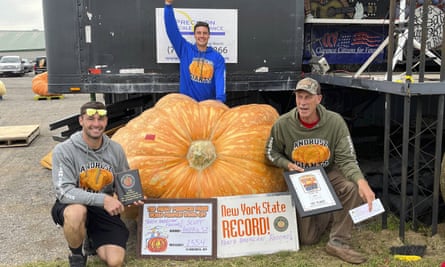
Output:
[164, 0, 226, 102]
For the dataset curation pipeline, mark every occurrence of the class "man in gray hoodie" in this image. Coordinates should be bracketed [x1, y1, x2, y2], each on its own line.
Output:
[51, 101, 140, 267]
[265, 78, 375, 264]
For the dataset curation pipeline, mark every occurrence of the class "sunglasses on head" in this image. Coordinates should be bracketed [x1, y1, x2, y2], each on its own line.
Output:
[85, 108, 107, 116]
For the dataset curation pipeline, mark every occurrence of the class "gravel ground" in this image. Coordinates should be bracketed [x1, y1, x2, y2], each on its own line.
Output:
[0, 75, 110, 266]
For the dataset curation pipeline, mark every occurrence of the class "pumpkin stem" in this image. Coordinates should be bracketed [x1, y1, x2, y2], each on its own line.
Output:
[187, 140, 216, 170]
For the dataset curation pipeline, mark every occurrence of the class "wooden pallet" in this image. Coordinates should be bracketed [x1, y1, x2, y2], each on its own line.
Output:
[34, 95, 64, 101]
[0, 125, 40, 147]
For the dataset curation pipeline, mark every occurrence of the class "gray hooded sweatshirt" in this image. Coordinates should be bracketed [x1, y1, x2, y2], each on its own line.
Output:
[52, 131, 129, 207]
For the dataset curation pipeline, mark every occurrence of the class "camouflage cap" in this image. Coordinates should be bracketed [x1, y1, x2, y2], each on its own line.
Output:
[295, 77, 321, 95]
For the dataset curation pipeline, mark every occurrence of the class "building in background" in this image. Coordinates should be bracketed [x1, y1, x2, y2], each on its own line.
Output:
[0, 30, 45, 61]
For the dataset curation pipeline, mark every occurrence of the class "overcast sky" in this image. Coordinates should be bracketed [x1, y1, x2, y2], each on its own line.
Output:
[0, 0, 44, 31]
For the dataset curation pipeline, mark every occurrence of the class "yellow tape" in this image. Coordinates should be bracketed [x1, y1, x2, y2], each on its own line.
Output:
[405, 75, 414, 83]
[395, 75, 414, 84]
[394, 255, 422, 261]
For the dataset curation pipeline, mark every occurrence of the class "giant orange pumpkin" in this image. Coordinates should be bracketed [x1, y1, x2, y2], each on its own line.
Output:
[32, 72, 62, 96]
[112, 93, 286, 199]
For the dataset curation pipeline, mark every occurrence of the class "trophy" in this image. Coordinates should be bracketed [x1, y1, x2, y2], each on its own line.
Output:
[115, 169, 144, 205]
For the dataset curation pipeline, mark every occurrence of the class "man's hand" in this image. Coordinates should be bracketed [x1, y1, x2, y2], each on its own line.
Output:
[287, 162, 304, 172]
[126, 197, 147, 208]
[104, 195, 125, 216]
[357, 178, 375, 211]
[165, 0, 173, 5]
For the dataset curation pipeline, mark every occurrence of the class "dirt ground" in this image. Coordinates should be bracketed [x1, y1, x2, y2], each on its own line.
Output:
[0, 75, 444, 266]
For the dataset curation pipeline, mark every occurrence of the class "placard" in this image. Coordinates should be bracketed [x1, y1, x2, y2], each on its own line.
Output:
[284, 167, 342, 217]
[137, 199, 216, 259]
[115, 169, 144, 206]
[217, 193, 299, 258]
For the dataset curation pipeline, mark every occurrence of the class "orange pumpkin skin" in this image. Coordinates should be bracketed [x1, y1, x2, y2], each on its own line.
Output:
[31, 72, 62, 96]
[112, 93, 286, 199]
[31, 72, 49, 96]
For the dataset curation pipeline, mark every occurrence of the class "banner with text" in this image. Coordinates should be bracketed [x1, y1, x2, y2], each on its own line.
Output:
[156, 8, 238, 63]
[305, 25, 387, 64]
[217, 193, 299, 258]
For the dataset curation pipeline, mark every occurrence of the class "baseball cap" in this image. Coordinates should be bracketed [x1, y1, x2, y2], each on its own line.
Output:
[295, 77, 321, 95]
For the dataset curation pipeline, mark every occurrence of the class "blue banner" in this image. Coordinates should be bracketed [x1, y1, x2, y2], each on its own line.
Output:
[304, 25, 387, 64]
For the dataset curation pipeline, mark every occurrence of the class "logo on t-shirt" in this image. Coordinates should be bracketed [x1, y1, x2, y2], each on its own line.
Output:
[79, 163, 113, 192]
[189, 58, 214, 83]
[292, 138, 330, 168]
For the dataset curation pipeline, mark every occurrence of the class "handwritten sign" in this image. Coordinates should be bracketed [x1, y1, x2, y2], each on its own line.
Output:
[216, 193, 299, 258]
[138, 199, 216, 259]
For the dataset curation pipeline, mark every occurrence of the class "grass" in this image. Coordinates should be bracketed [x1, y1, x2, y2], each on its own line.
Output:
[13, 214, 445, 267]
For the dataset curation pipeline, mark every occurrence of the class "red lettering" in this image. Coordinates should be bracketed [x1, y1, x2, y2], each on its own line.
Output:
[148, 212, 162, 218]
[231, 219, 239, 237]
[222, 220, 230, 238]
[221, 205, 239, 217]
[173, 206, 194, 212]
[221, 217, 271, 238]
[195, 206, 209, 211]
[157, 206, 170, 212]
[242, 219, 249, 236]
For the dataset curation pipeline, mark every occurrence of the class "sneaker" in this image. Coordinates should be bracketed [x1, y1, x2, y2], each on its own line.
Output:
[83, 236, 96, 256]
[326, 239, 367, 264]
[68, 254, 87, 267]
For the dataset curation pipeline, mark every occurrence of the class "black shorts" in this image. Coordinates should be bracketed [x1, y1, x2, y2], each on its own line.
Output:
[51, 200, 129, 250]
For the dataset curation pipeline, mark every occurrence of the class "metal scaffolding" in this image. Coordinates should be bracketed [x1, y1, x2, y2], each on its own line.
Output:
[308, 0, 445, 241]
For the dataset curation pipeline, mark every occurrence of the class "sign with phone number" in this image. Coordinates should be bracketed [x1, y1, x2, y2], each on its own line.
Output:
[156, 8, 238, 63]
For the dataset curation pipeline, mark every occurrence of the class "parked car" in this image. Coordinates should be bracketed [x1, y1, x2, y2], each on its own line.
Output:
[22, 58, 33, 73]
[0, 56, 25, 76]
[34, 56, 47, 74]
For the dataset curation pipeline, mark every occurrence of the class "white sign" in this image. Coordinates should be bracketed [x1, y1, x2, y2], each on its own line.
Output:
[217, 193, 299, 258]
[139, 200, 216, 258]
[156, 8, 238, 63]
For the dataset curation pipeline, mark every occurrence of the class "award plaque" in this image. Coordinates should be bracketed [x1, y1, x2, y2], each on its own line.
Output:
[115, 169, 144, 205]
[284, 166, 342, 217]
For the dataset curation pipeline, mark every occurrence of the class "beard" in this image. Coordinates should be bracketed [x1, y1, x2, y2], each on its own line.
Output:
[85, 127, 104, 139]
